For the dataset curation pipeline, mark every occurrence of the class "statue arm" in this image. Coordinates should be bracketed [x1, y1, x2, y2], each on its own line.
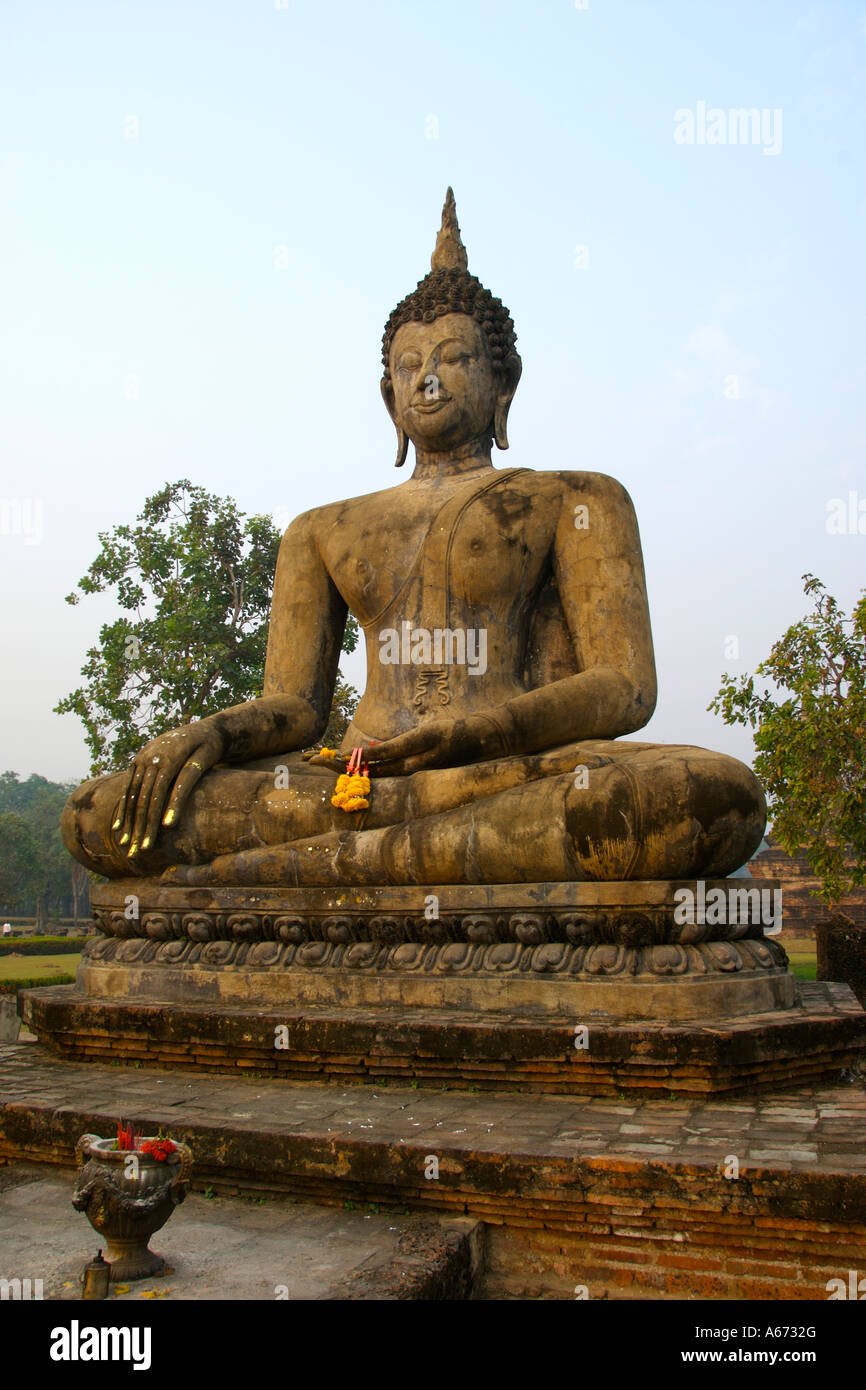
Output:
[366, 474, 657, 777]
[212, 509, 348, 761]
[497, 472, 657, 752]
[114, 511, 346, 855]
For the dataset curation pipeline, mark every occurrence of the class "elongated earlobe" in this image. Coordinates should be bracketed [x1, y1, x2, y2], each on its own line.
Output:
[494, 400, 510, 451]
[380, 377, 409, 467]
[494, 357, 522, 450]
[393, 425, 409, 468]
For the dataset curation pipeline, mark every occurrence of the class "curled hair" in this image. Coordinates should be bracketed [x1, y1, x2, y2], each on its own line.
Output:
[381, 267, 519, 385]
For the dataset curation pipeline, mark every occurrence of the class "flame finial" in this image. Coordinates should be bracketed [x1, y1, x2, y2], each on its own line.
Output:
[430, 187, 468, 272]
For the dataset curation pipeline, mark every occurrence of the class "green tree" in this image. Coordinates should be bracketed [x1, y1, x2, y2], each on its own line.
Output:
[55, 480, 358, 774]
[709, 574, 866, 904]
[0, 774, 86, 924]
[0, 811, 42, 917]
[321, 675, 361, 749]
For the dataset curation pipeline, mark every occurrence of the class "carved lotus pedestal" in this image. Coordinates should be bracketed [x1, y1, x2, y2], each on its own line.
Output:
[22, 879, 866, 1097]
[72, 1134, 192, 1281]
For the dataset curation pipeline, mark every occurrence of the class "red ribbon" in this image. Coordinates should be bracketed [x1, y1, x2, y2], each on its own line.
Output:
[347, 746, 371, 777]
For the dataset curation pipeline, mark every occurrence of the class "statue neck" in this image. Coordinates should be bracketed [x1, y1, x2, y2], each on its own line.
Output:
[410, 435, 494, 481]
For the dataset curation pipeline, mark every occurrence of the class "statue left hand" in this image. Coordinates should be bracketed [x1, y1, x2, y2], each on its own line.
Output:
[364, 714, 507, 777]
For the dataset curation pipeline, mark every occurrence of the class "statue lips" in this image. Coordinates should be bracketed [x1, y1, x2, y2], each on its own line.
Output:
[410, 395, 452, 414]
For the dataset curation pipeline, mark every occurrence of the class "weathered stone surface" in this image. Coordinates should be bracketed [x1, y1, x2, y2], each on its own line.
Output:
[71, 878, 795, 1022]
[60, 190, 766, 892]
[0, 997, 21, 1043]
[3, 1046, 866, 1300]
[20, 981, 866, 1097]
[818, 912, 866, 1007]
[0, 1163, 482, 1301]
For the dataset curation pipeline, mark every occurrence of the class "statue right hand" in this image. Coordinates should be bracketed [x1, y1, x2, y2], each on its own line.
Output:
[111, 722, 227, 861]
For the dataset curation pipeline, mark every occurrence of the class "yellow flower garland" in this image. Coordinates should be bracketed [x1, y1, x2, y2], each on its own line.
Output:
[331, 772, 370, 812]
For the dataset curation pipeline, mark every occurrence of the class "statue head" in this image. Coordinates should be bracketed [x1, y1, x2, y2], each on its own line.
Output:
[381, 189, 522, 466]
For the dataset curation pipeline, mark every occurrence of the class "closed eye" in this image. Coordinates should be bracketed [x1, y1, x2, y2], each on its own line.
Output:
[440, 350, 472, 365]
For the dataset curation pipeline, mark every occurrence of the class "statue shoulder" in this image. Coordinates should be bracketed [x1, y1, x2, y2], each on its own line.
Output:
[550, 469, 637, 512]
[279, 484, 399, 542]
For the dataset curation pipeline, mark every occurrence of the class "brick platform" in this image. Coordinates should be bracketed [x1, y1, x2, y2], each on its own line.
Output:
[2, 1043, 865, 1300]
[20, 980, 866, 1098]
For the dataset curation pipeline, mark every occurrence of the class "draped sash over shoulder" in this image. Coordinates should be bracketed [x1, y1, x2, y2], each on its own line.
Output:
[360, 468, 528, 717]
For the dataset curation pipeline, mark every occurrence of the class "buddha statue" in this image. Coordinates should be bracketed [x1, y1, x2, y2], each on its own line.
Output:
[63, 190, 766, 890]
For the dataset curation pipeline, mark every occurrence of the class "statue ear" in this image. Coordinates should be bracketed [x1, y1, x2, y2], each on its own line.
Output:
[381, 377, 410, 468]
[493, 356, 522, 451]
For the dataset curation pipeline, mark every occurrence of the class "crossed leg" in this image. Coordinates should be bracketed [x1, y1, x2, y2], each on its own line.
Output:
[153, 741, 766, 887]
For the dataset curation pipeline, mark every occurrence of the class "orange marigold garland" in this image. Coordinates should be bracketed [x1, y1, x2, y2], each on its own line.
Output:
[331, 746, 371, 812]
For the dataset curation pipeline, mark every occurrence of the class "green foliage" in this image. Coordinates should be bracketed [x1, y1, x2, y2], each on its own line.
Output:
[0, 773, 91, 923]
[55, 482, 282, 774]
[0, 937, 89, 956]
[0, 973, 76, 994]
[709, 574, 866, 904]
[55, 480, 359, 774]
[321, 675, 361, 750]
[0, 812, 40, 907]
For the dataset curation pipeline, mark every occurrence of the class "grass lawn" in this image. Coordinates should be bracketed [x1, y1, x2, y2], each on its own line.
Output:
[0, 953, 82, 983]
[781, 933, 817, 982]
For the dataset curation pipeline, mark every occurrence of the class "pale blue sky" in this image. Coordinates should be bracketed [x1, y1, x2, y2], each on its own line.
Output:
[1, 0, 864, 780]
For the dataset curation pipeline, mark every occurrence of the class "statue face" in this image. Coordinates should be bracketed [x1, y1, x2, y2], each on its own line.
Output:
[387, 314, 499, 450]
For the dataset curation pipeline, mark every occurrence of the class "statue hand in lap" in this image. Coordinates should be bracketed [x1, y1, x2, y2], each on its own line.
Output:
[364, 715, 509, 777]
[111, 722, 228, 858]
[63, 190, 766, 887]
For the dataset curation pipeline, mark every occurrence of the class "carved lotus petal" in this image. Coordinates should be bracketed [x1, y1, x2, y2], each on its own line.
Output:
[584, 944, 627, 976]
[419, 917, 448, 942]
[511, 914, 545, 945]
[111, 912, 140, 940]
[673, 919, 708, 945]
[115, 939, 149, 963]
[649, 944, 688, 975]
[97, 911, 125, 938]
[275, 916, 308, 943]
[370, 916, 402, 943]
[227, 914, 259, 940]
[439, 943, 473, 971]
[247, 942, 283, 967]
[705, 942, 742, 972]
[561, 914, 594, 944]
[85, 936, 115, 960]
[143, 914, 172, 941]
[613, 913, 656, 947]
[741, 939, 776, 969]
[297, 941, 330, 968]
[200, 941, 235, 966]
[344, 942, 379, 969]
[531, 942, 569, 972]
[485, 943, 521, 971]
[157, 940, 190, 963]
[390, 943, 425, 970]
[324, 916, 352, 944]
[183, 914, 214, 942]
[464, 915, 496, 943]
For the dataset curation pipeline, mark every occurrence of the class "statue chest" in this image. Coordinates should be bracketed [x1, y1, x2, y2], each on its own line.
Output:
[328, 483, 550, 632]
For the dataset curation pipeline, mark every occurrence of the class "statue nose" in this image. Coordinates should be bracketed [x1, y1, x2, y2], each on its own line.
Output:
[412, 354, 445, 399]
[413, 357, 437, 392]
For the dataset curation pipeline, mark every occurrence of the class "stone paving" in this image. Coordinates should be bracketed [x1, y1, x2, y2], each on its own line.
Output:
[3, 1043, 866, 1299]
[1, 1043, 864, 1173]
[0, 1163, 480, 1300]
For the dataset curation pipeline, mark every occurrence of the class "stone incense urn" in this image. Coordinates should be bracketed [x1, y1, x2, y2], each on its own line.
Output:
[72, 1133, 192, 1281]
